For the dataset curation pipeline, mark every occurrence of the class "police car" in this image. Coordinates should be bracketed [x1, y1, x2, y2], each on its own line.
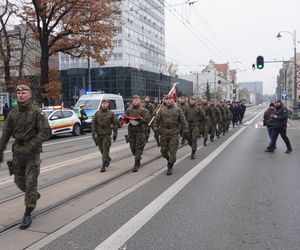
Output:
[41, 106, 82, 136]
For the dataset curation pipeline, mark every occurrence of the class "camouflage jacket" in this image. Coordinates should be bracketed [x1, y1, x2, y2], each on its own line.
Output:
[92, 109, 118, 136]
[0, 102, 50, 154]
[179, 102, 188, 113]
[144, 102, 155, 117]
[125, 105, 149, 131]
[185, 104, 207, 127]
[212, 105, 222, 123]
[154, 104, 188, 136]
[200, 104, 216, 125]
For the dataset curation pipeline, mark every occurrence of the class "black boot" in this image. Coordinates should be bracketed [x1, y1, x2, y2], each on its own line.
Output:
[133, 160, 140, 172]
[181, 138, 186, 145]
[125, 135, 129, 143]
[203, 138, 207, 146]
[191, 150, 196, 160]
[285, 148, 293, 154]
[210, 136, 214, 142]
[20, 207, 34, 230]
[167, 162, 173, 175]
[100, 165, 106, 173]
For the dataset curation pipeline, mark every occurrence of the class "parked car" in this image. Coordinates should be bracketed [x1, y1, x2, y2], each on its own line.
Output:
[41, 106, 81, 137]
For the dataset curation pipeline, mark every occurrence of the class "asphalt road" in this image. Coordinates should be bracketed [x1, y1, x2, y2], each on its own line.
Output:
[21, 105, 298, 250]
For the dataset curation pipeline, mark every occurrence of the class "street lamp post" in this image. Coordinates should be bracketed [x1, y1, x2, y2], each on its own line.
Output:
[277, 30, 298, 119]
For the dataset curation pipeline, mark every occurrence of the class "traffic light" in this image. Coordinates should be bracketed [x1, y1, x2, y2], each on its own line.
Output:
[256, 56, 264, 69]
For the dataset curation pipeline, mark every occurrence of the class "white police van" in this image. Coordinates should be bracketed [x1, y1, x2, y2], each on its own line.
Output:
[73, 93, 125, 129]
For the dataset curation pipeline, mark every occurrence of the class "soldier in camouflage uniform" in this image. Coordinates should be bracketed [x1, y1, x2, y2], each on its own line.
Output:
[92, 99, 118, 173]
[185, 96, 207, 159]
[154, 95, 188, 175]
[200, 97, 216, 146]
[0, 85, 50, 230]
[224, 103, 232, 132]
[124, 95, 149, 172]
[144, 96, 155, 142]
[179, 96, 188, 145]
[214, 100, 223, 138]
[210, 99, 222, 138]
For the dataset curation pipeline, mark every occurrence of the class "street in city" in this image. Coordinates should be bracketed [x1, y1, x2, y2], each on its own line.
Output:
[0, 105, 299, 249]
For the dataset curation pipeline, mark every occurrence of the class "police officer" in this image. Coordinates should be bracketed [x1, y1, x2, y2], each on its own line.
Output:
[0, 85, 50, 230]
[154, 94, 188, 175]
[185, 96, 206, 159]
[92, 99, 118, 172]
[124, 95, 149, 172]
[78, 104, 88, 134]
[144, 96, 155, 142]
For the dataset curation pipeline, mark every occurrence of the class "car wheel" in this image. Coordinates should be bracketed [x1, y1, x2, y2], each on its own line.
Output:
[73, 124, 81, 136]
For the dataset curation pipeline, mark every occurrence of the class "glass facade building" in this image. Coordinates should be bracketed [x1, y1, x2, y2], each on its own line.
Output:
[59, 0, 166, 74]
[60, 67, 193, 107]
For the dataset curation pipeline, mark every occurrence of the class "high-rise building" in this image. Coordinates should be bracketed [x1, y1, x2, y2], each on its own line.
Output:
[60, 0, 166, 74]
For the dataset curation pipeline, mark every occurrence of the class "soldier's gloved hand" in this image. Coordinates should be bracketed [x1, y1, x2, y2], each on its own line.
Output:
[137, 117, 147, 124]
[113, 133, 117, 142]
[182, 128, 190, 139]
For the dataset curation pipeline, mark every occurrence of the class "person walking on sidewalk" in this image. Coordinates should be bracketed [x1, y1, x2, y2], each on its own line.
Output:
[265, 100, 292, 153]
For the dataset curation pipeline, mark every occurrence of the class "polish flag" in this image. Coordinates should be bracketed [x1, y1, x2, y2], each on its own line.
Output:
[170, 83, 178, 104]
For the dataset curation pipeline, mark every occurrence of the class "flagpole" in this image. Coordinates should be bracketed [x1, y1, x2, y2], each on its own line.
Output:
[148, 83, 178, 126]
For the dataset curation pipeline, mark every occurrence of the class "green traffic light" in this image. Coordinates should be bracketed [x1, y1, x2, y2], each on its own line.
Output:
[257, 65, 263, 69]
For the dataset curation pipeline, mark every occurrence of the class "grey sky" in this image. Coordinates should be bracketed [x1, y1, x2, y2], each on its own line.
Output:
[165, 0, 300, 95]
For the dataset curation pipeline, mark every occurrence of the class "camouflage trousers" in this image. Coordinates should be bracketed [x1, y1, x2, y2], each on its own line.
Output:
[97, 134, 112, 163]
[160, 134, 179, 164]
[13, 153, 40, 209]
[144, 125, 152, 141]
[128, 129, 146, 161]
[216, 121, 223, 136]
[188, 126, 199, 151]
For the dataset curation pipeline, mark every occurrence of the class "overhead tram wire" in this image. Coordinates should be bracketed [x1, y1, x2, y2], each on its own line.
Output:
[190, 6, 241, 67]
[164, 0, 229, 62]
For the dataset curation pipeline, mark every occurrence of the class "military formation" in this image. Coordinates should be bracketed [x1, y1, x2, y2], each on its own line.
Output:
[0, 86, 246, 230]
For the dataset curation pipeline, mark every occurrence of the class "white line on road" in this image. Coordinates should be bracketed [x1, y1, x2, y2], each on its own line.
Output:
[94, 126, 246, 250]
[26, 127, 246, 250]
[3, 129, 127, 154]
[0, 144, 129, 186]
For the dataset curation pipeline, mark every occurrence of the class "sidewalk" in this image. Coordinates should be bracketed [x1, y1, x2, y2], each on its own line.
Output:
[288, 118, 300, 130]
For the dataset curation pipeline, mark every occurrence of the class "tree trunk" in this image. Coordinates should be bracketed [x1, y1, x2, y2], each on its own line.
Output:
[40, 34, 49, 86]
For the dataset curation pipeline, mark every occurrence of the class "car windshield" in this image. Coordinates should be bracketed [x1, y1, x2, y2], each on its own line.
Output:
[42, 110, 53, 118]
[74, 100, 100, 110]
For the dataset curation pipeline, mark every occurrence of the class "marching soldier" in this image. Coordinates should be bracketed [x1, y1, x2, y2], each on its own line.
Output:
[179, 96, 188, 145]
[200, 97, 216, 146]
[213, 100, 223, 138]
[154, 95, 188, 175]
[92, 99, 118, 173]
[185, 96, 207, 159]
[123, 95, 149, 172]
[0, 85, 50, 230]
[144, 96, 155, 142]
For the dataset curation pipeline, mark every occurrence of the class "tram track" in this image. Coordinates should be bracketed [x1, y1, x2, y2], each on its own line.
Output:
[0, 140, 171, 236]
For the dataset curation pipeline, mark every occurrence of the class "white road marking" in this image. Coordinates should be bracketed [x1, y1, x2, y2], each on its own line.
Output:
[94, 127, 246, 250]
[26, 127, 245, 250]
[3, 129, 127, 154]
[0, 144, 129, 186]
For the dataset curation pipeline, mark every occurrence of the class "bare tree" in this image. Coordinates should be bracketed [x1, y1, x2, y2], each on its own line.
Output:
[0, 0, 16, 93]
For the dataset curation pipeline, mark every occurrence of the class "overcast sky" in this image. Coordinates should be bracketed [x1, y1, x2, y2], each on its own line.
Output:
[165, 0, 300, 95]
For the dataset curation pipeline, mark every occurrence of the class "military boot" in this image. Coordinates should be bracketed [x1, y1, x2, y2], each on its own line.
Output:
[100, 162, 106, 172]
[181, 138, 186, 145]
[133, 160, 140, 172]
[203, 138, 208, 146]
[167, 162, 173, 175]
[210, 136, 214, 142]
[191, 150, 196, 160]
[20, 207, 34, 230]
[125, 135, 129, 143]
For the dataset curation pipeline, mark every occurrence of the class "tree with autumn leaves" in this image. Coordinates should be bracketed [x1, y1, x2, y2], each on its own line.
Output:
[12, 0, 118, 102]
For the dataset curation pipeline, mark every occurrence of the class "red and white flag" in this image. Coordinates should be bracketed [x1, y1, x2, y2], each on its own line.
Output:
[169, 82, 178, 104]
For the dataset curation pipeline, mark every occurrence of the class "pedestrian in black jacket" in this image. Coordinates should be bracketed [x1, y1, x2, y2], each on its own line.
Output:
[265, 100, 292, 153]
